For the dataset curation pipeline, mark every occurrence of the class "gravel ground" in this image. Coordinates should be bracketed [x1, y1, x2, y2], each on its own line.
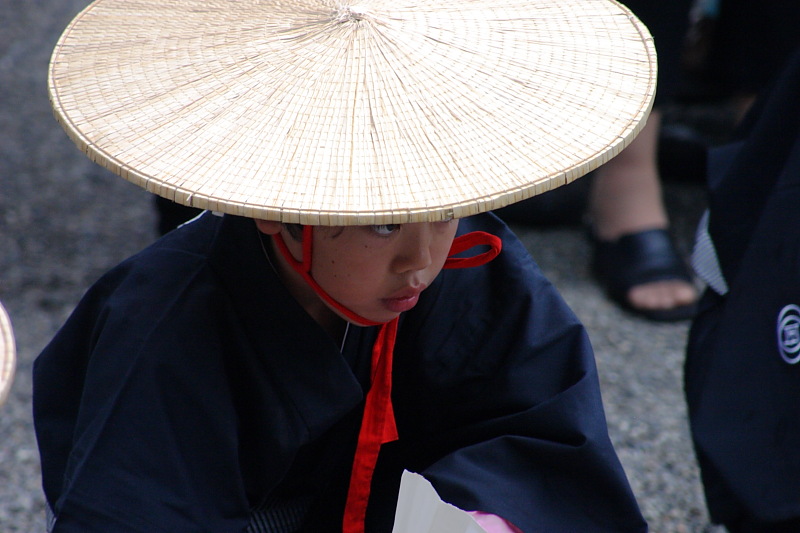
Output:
[1, 1, 727, 531]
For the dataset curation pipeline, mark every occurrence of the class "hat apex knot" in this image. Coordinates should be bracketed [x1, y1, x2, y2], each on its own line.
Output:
[335, 4, 368, 23]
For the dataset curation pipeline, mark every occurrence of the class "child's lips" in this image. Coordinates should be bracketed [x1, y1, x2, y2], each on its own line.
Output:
[382, 285, 426, 313]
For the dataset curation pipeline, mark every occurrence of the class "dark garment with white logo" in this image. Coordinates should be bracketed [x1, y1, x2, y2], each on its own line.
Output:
[686, 48, 800, 531]
[34, 211, 646, 532]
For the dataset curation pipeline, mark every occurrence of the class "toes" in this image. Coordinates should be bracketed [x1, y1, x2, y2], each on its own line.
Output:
[628, 280, 698, 311]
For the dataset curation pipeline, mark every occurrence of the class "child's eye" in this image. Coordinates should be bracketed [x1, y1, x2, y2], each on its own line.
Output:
[371, 224, 401, 236]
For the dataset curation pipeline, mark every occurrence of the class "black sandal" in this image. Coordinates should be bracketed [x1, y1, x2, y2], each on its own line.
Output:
[590, 228, 698, 322]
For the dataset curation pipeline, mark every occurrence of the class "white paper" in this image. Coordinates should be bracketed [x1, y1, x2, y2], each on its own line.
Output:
[392, 470, 488, 533]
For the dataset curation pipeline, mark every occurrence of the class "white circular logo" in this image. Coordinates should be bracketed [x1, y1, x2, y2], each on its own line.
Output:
[778, 304, 800, 365]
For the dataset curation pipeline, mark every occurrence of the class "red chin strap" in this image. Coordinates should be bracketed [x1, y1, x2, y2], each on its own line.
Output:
[271, 225, 501, 532]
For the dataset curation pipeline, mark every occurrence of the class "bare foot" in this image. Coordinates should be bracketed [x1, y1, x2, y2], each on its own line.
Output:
[627, 279, 698, 312]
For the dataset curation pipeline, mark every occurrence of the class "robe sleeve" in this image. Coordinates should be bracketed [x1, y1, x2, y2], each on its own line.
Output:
[34, 250, 253, 533]
[392, 214, 648, 532]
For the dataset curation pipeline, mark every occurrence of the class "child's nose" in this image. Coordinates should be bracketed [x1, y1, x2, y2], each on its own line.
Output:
[394, 226, 433, 273]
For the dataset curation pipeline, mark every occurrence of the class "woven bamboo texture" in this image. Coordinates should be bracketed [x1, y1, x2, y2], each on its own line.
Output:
[0, 303, 15, 407]
[49, 0, 656, 225]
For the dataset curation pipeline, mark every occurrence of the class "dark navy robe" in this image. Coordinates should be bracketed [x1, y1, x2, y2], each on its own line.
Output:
[685, 49, 800, 530]
[33, 211, 646, 532]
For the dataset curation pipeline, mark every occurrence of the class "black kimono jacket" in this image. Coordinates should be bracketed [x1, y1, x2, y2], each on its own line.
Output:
[33, 211, 647, 532]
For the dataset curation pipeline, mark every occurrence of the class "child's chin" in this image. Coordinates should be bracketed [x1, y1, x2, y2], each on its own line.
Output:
[343, 309, 399, 326]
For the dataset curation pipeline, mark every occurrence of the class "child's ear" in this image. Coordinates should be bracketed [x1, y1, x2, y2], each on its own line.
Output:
[254, 219, 283, 235]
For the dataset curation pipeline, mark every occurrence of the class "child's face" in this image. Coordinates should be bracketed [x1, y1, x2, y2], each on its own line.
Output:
[261, 220, 459, 324]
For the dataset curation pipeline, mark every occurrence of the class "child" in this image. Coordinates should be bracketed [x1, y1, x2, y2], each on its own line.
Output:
[35, 0, 656, 531]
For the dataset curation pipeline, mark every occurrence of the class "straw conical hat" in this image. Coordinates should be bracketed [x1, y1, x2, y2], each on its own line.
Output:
[0, 302, 15, 407]
[49, 0, 656, 225]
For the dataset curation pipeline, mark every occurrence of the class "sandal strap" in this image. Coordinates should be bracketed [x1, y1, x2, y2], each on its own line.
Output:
[592, 228, 693, 299]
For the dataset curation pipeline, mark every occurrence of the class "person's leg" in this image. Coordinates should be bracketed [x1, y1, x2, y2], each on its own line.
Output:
[590, 111, 667, 239]
[589, 110, 698, 316]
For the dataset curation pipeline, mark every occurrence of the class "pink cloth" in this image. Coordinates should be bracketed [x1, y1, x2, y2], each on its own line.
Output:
[467, 511, 523, 533]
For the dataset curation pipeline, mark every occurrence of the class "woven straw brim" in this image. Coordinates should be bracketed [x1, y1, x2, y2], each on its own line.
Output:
[0, 303, 15, 407]
[49, 0, 656, 225]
